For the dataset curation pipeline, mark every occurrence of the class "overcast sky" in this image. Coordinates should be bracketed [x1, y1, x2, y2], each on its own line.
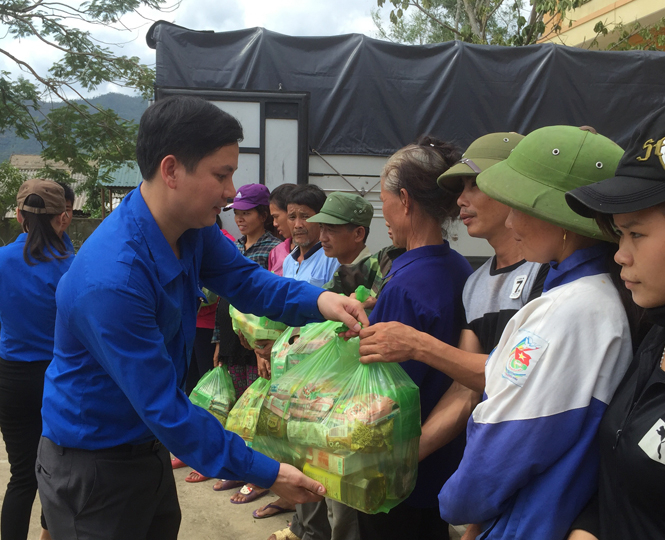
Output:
[0, 0, 389, 98]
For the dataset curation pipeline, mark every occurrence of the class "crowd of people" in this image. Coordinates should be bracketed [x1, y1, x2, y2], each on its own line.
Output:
[0, 94, 663, 540]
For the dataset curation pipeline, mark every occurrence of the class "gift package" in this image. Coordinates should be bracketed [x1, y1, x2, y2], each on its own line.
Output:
[189, 366, 236, 426]
[228, 305, 287, 349]
[253, 330, 421, 514]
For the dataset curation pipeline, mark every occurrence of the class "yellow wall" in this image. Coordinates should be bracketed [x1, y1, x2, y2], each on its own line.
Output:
[539, 0, 665, 48]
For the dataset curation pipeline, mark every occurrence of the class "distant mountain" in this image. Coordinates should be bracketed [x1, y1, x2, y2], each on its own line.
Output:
[0, 93, 148, 163]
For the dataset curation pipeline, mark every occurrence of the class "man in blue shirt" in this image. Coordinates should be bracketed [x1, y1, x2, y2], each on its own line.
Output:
[36, 96, 368, 540]
[282, 185, 340, 287]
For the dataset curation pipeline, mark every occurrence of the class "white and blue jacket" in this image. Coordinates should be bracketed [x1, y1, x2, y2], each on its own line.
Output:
[439, 245, 633, 540]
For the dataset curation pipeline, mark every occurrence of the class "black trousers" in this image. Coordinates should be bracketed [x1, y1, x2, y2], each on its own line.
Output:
[37, 437, 181, 540]
[357, 502, 450, 540]
[185, 327, 216, 395]
[0, 357, 49, 540]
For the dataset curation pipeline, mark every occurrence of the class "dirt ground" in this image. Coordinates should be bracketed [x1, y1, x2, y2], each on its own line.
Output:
[1, 446, 464, 539]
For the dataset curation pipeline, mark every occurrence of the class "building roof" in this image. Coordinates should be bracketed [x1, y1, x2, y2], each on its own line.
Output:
[99, 162, 142, 188]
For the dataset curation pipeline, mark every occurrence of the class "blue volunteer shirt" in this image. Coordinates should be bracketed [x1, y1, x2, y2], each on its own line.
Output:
[369, 242, 472, 508]
[41, 187, 325, 488]
[282, 243, 340, 287]
[0, 234, 74, 362]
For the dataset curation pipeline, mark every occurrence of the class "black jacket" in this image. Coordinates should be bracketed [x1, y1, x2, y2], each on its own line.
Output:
[574, 310, 665, 539]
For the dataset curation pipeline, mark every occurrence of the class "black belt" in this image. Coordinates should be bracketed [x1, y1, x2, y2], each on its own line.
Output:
[48, 437, 162, 456]
[106, 440, 163, 454]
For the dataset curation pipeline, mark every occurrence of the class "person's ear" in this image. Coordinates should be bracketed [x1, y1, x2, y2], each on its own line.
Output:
[400, 188, 411, 214]
[159, 155, 181, 190]
[354, 226, 364, 244]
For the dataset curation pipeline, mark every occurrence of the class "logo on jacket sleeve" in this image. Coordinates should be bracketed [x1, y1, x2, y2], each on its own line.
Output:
[502, 330, 548, 387]
[638, 418, 665, 465]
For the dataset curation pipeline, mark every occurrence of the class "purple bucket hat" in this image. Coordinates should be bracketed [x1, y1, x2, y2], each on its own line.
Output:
[223, 183, 270, 211]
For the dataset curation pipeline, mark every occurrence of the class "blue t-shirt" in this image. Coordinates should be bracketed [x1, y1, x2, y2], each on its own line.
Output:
[41, 187, 326, 489]
[369, 242, 472, 508]
[0, 233, 73, 362]
[282, 243, 340, 287]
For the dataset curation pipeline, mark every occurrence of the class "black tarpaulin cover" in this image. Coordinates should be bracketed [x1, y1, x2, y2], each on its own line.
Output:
[148, 22, 665, 155]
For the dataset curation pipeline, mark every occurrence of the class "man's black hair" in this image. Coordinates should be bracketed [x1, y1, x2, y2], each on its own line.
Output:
[56, 181, 75, 204]
[136, 96, 244, 181]
[287, 184, 327, 214]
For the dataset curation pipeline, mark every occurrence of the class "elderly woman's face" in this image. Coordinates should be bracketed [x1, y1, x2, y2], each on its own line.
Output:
[614, 206, 665, 309]
[505, 208, 564, 264]
[380, 178, 407, 248]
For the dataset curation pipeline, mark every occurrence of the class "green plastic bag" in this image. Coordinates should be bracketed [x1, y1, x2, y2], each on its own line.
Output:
[226, 377, 271, 447]
[190, 366, 236, 427]
[254, 331, 421, 514]
[229, 305, 287, 349]
[270, 320, 340, 381]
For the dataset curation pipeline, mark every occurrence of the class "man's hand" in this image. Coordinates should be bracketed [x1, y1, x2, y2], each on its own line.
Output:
[254, 339, 274, 360]
[316, 291, 370, 333]
[269, 463, 326, 504]
[349, 291, 377, 312]
[256, 353, 271, 379]
[358, 321, 422, 364]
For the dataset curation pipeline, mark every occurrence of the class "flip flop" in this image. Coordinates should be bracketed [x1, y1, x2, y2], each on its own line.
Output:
[252, 503, 292, 519]
[171, 457, 187, 469]
[185, 470, 211, 483]
[212, 479, 245, 491]
[229, 484, 269, 504]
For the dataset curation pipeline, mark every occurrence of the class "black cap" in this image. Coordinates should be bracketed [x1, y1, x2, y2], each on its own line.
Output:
[566, 104, 665, 217]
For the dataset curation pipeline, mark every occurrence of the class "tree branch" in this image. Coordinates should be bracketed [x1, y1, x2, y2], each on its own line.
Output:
[409, 0, 464, 37]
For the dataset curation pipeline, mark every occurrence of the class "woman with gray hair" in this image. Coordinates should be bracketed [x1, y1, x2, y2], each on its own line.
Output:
[355, 136, 473, 540]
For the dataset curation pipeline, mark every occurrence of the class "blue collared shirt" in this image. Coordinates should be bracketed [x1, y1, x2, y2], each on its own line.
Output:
[543, 242, 611, 293]
[41, 187, 325, 488]
[282, 242, 340, 287]
[369, 242, 472, 508]
[0, 234, 74, 363]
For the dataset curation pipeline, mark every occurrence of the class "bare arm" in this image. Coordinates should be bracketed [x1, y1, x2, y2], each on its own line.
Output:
[358, 324, 487, 392]
[419, 381, 481, 461]
[418, 329, 483, 461]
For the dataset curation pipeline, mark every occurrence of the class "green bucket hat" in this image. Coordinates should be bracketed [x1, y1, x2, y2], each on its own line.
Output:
[307, 192, 374, 227]
[476, 126, 624, 240]
[438, 132, 525, 191]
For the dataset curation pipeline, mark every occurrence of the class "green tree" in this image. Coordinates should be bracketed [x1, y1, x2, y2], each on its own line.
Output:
[0, 160, 26, 218]
[374, 0, 664, 48]
[0, 0, 174, 216]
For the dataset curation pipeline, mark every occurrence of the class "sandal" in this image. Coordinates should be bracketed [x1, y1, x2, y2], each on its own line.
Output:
[230, 484, 269, 504]
[185, 470, 211, 483]
[171, 457, 187, 469]
[212, 479, 245, 491]
[268, 528, 301, 540]
[253, 502, 292, 519]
